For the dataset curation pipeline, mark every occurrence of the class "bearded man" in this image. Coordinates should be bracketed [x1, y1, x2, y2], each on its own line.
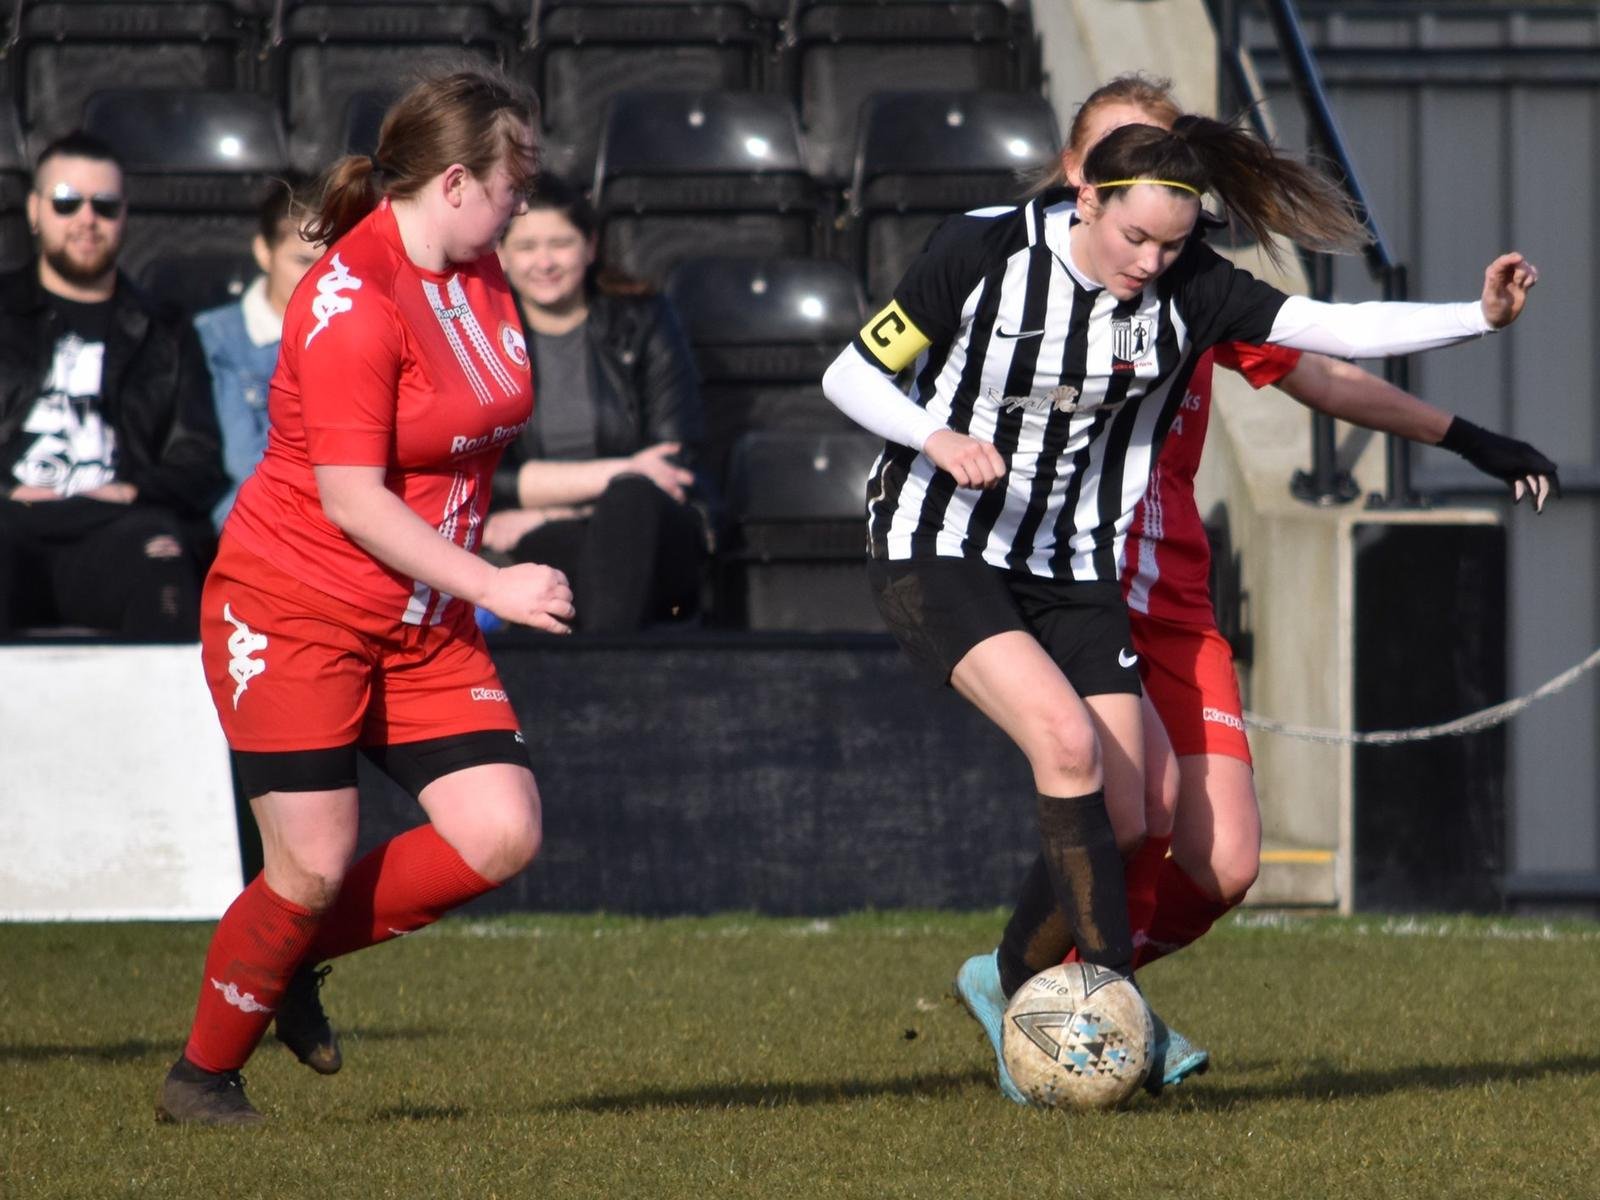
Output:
[0, 133, 225, 639]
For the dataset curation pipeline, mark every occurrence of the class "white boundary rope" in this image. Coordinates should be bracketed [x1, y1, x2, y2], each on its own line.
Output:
[1244, 645, 1600, 746]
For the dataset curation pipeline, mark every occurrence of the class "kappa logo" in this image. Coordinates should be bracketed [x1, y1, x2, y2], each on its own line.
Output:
[500, 321, 529, 369]
[222, 602, 268, 709]
[305, 254, 363, 347]
[1202, 705, 1246, 732]
[470, 687, 509, 703]
[210, 977, 273, 1014]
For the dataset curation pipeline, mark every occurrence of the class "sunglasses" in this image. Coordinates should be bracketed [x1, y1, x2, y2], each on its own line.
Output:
[45, 187, 124, 220]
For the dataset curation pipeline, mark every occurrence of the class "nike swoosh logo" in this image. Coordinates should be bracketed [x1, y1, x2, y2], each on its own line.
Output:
[996, 327, 1045, 340]
[1118, 649, 1139, 668]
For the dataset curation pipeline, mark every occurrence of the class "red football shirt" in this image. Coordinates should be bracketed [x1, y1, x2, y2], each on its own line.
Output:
[227, 199, 534, 625]
[1121, 342, 1301, 625]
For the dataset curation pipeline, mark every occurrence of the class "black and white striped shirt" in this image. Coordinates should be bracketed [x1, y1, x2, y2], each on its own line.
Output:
[852, 188, 1286, 582]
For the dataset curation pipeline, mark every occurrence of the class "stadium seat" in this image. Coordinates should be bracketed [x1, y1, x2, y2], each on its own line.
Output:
[7, 1, 258, 150]
[718, 427, 883, 630]
[665, 254, 863, 493]
[593, 90, 822, 286]
[524, 0, 778, 183]
[83, 88, 288, 279]
[134, 249, 257, 315]
[340, 88, 394, 159]
[782, 0, 1037, 184]
[263, 0, 509, 172]
[0, 101, 30, 272]
[847, 89, 1058, 300]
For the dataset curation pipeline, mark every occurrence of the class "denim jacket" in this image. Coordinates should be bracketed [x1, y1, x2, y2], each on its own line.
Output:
[194, 277, 282, 529]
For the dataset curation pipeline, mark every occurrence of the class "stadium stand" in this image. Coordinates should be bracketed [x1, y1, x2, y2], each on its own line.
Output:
[592, 88, 821, 286]
[665, 253, 862, 494]
[526, 0, 780, 184]
[262, 0, 509, 172]
[82, 87, 288, 282]
[6, 0, 260, 152]
[781, 0, 1037, 184]
[846, 88, 1058, 300]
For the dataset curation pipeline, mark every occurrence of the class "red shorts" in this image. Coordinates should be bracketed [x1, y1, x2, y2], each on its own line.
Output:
[200, 537, 519, 753]
[1129, 613, 1252, 765]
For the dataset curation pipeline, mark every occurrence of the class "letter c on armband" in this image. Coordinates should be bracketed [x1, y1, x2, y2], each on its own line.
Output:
[859, 300, 931, 374]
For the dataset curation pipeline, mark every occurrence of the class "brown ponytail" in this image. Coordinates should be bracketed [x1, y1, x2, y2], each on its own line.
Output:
[1024, 72, 1183, 197]
[302, 66, 540, 247]
[302, 154, 381, 247]
[1082, 116, 1370, 261]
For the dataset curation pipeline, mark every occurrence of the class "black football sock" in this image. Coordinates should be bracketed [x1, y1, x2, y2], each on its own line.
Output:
[1034, 789, 1134, 977]
[997, 855, 1072, 998]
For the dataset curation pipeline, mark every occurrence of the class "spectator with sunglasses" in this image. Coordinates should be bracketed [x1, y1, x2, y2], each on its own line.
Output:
[0, 132, 226, 639]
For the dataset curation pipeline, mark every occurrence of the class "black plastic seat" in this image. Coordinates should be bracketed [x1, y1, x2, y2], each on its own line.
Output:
[8, 1, 258, 149]
[84, 88, 287, 177]
[341, 88, 395, 158]
[783, 0, 1036, 184]
[263, 0, 509, 171]
[527, 0, 776, 182]
[665, 254, 863, 491]
[594, 90, 822, 284]
[83, 88, 288, 280]
[718, 427, 883, 630]
[848, 89, 1058, 300]
[134, 249, 258, 315]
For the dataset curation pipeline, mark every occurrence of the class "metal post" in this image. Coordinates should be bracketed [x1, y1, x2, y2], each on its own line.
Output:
[1290, 253, 1359, 505]
[1371, 263, 1424, 508]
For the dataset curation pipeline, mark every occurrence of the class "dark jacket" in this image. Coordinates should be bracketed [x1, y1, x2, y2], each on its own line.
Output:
[0, 264, 227, 519]
[492, 291, 708, 510]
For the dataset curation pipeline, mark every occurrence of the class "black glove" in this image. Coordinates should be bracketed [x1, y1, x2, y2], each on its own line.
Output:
[1439, 417, 1560, 512]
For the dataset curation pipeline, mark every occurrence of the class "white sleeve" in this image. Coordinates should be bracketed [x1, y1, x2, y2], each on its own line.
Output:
[821, 346, 947, 451]
[1268, 294, 1492, 358]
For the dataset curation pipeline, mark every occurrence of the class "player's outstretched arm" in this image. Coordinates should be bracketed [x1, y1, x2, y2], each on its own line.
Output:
[1277, 353, 1559, 512]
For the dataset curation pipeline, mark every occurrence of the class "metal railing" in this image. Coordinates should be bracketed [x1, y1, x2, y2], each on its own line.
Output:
[1210, 0, 1420, 508]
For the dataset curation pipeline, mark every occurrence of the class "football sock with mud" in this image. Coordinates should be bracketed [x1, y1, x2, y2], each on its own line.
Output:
[997, 855, 1073, 997]
[1034, 790, 1135, 978]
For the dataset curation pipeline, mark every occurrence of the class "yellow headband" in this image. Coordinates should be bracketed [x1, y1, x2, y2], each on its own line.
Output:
[1091, 178, 1201, 197]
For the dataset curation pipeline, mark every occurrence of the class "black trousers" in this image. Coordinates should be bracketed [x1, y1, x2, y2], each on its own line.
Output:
[0, 497, 200, 640]
[509, 474, 706, 633]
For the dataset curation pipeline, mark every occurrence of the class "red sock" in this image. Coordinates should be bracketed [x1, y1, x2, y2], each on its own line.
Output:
[183, 876, 320, 1073]
[1063, 834, 1172, 965]
[1125, 833, 1172, 951]
[1134, 860, 1236, 970]
[305, 825, 496, 963]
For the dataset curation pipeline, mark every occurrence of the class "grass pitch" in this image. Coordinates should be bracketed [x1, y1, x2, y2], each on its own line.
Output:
[3, 910, 1599, 1200]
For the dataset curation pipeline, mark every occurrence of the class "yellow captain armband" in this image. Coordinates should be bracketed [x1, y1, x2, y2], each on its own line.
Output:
[857, 300, 932, 374]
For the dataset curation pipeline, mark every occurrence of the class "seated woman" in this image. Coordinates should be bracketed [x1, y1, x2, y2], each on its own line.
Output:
[486, 174, 709, 632]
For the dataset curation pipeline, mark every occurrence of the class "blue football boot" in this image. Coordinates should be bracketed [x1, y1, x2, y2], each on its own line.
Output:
[954, 951, 1029, 1106]
[1144, 1008, 1209, 1095]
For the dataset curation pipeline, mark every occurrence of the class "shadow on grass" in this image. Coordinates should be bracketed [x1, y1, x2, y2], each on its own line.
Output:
[566, 1068, 994, 1112]
[0, 1025, 448, 1065]
[1167, 1051, 1600, 1111]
